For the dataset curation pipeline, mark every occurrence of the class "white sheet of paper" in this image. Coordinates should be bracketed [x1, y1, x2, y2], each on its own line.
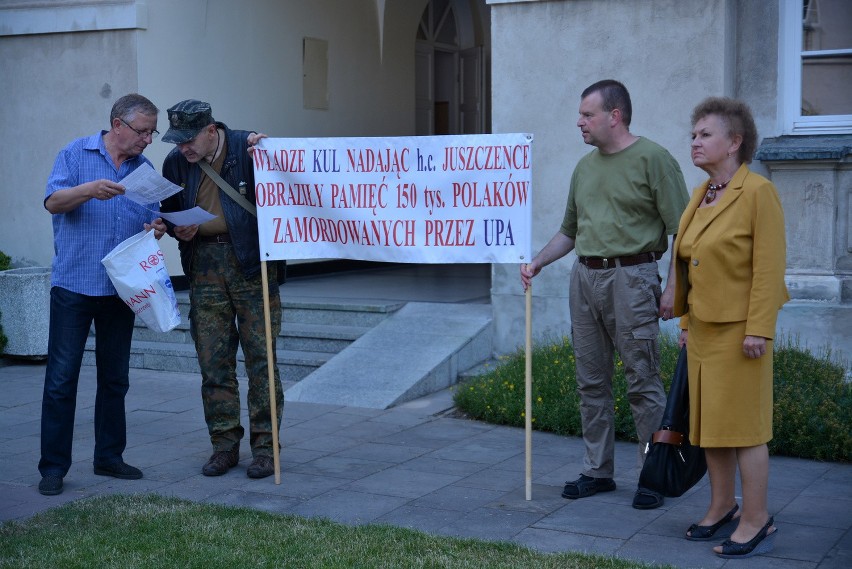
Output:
[120, 163, 183, 204]
[156, 206, 217, 226]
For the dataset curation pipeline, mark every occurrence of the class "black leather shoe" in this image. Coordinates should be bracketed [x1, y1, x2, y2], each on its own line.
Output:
[38, 474, 64, 496]
[562, 474, 616, 499]
[94, 461, 143, 480]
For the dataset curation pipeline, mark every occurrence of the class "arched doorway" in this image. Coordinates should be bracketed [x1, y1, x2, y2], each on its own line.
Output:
[415, 0, 490, 136]
[409, 0, 492, 301]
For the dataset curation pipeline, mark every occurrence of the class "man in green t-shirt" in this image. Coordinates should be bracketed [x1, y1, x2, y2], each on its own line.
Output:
[520, 80, 689, 510]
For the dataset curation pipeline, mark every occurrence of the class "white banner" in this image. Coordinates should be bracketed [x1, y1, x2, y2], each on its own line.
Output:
[253, 134, 532, 264]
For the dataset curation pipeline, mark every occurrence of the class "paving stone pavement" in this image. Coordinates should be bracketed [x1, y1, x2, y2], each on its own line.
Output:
[2, 265, 850, 567]
[1, 361, 849, 569]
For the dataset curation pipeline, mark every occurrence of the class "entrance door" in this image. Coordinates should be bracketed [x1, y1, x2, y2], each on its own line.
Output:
[415, 0, 486, 136]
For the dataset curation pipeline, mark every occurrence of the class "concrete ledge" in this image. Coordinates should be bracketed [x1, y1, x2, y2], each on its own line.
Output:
[0, 267, 50, 357]
[785, 274, 843, 303]
[0, 2, 146, 37]
[756, 135, 852, 161]
[285, 302, 493, 409]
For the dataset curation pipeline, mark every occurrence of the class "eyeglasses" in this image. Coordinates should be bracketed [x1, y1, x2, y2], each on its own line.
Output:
[119, 118, 160, 139]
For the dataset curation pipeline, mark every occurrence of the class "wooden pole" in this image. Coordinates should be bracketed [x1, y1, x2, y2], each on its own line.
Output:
[525, 284, 532, 500]
[260, 261, 282, 484]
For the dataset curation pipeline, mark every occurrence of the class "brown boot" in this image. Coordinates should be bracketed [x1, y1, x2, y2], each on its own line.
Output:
[201, 448, 239, 476]
[246, 455, 274, 479]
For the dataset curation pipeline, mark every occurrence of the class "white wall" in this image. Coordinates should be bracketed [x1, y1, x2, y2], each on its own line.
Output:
[488, 0, 737, 353]
[0, 29, 140, 267]
[0, 0, 429, 273]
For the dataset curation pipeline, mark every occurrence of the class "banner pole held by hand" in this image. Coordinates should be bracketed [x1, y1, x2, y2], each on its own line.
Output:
[525, 284, 533, 501]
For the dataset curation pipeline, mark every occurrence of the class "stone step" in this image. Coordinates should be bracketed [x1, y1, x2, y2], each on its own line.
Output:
[280, 322, 371, 353]
[84, 295, 400, 381]
[129, 318, 371, 353]
[282, 298, 405, 327]
[172, 290, 404, 326]
[82, 338, 332, 383]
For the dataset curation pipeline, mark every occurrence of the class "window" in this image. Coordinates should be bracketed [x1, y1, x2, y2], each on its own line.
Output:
[779, 0, 852, 134]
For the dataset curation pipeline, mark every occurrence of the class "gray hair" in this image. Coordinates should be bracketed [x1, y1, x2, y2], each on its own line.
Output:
[110, 93, 159, 124]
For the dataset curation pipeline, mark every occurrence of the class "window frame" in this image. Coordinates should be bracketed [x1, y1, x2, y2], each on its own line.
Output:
[779, 0, 852, 135]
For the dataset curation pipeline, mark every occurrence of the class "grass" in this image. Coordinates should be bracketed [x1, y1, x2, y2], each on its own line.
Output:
[0, 494, 672, 569]
[454, 334, 851, 462]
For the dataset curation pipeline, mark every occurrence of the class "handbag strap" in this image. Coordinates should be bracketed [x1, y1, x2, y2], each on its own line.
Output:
[198, 159, 257, 217]
[652, 429, 685, 446]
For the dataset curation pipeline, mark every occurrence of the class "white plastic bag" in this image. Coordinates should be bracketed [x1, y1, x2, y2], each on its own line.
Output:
[101, 229, 181, 333]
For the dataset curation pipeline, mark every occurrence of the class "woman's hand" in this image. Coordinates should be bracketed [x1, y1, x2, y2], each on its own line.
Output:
[678, 329, 688, 349]
[743, 335, 768, 359]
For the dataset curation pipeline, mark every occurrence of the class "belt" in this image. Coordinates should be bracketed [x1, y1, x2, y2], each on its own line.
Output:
[578, 252, 658, 269]
[198, 233, 231, 244]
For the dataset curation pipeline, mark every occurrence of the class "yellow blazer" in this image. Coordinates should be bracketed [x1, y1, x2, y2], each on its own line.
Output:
[673, 164, 789, 339]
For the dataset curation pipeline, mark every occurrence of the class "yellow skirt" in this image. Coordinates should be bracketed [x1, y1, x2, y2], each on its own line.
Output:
[687, 312, 774, 448]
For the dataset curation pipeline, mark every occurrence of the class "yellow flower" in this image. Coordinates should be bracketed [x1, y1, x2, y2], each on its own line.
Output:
[537, 396, 543, 403]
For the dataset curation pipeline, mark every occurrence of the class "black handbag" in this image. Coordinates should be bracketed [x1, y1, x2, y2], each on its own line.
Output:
[638, 346, 707, 497]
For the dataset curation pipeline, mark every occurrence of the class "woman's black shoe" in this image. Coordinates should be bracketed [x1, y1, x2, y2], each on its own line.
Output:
[716, 516, 777, 559]
[685, 503, 739, 541]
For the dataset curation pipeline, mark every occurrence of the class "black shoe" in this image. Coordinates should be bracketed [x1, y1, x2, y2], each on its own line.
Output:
[202, 449, 239, 476]
[38, 474, 64, 496]
[686, 503, 740, 541]
[716, 517, 778, 559]
[632, 486, 664, 509]
[562, 474, 617, 499]
[247, 455, 274, 479]
[94, 461, 143, 480]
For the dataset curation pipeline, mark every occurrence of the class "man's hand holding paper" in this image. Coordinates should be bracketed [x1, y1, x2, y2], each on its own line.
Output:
[121, 164, 218, 227]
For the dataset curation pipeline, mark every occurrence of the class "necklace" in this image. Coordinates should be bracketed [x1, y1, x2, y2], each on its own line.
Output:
[705, 179, 730, 204]
[206, 129, 221, 163]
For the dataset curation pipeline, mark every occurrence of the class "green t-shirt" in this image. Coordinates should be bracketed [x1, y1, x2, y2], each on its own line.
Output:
[560, 137, 688, 257]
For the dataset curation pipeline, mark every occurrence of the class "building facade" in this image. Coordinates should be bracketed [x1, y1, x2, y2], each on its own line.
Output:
[488, 0, 851, 353]
[1, 0, 849, 357]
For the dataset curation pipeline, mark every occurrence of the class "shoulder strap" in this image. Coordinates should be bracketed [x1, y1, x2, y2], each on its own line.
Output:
[197, 159, 257, 217]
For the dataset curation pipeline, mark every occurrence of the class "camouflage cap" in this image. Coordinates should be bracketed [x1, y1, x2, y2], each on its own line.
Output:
[161, 99, 213, 144]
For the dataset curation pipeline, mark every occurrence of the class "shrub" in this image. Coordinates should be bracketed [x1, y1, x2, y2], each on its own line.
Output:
[771, 339, 851, 460]
[454, 334, 851, 462]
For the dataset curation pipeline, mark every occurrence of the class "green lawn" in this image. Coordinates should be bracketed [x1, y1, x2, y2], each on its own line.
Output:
[0, 494, 672, 569]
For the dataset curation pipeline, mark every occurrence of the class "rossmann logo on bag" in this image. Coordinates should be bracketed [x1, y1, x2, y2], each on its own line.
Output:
[122, 248, 171, 309]
[139, 248, 166, 272]
[124, 249, 167, 312]
[123, 270, 172, 315]
[102, 230, 182, 333]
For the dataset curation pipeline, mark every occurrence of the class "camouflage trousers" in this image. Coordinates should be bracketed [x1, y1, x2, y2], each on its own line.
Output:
[189, 242, 283, 457]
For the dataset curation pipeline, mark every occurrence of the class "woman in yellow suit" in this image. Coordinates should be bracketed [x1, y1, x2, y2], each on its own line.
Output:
[669, 97, 789, 559]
